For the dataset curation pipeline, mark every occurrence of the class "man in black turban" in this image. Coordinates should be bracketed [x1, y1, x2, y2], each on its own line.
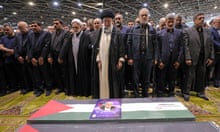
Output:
[91, 10, 125, 99]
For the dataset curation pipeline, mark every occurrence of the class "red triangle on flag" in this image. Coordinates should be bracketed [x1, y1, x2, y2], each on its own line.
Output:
[29, 100, 72, 119]
[19, 124, 39, 132]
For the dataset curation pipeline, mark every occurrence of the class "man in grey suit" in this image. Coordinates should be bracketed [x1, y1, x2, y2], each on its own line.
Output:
[182, 13, 214, 101]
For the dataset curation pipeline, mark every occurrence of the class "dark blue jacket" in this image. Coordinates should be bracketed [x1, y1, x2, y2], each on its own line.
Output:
[127, 24, 158, 60]
[0, 35, 16, 63]
[48, 29, 67, 59]
[158, 28, 183, 65]
[28, 30, 51, 59]
[210, 27, 220, 53]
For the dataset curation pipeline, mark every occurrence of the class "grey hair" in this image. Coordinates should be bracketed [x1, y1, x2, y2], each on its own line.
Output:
[159, 17, 166, 23]
[138, 8, 150, 16]
[17, 21, 28, 28]
[166, 13, 175, 20]
[214, 16, 220, 21]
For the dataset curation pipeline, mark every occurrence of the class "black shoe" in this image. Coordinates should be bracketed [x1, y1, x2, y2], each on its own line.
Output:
[65, 92, 71, 96]
[55, 89, 63, 95]
[183, 94, 190, 101]
[197, 93, 209, 101]
[34, 92, 42, 97]
[20, 89, 28, 94]
[214, 85, 220, 88]
[0, 92, 6, 97]
[45, 90, 52, 96]
[7, 89, 17, 94]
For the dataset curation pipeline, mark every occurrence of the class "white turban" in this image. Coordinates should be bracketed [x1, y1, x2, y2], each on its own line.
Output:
[71, 18, 82, 25]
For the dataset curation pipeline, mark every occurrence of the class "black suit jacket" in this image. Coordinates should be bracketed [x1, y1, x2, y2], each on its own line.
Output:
[28, 30, 51, 59]
[158, 28, 183, 65]
[127, 24, 158, 60]
[48, 29, 67, 58]
[14, 30, 32, 58]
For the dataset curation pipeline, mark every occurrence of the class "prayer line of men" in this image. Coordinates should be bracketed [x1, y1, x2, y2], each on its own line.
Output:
[1, 8, 220, 102]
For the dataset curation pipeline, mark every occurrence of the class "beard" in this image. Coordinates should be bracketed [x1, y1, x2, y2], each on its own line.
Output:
[115, 22, 121, 27]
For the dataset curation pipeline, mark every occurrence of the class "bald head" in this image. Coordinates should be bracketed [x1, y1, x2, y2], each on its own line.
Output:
[17, 21, 28, 33]
[94, 18, 102, 30]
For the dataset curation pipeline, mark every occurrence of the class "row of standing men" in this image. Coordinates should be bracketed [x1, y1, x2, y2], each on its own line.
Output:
[0, 8, 220, 101]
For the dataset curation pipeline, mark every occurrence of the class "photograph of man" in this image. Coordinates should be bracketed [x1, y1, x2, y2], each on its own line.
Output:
[99, 101, 116, 111]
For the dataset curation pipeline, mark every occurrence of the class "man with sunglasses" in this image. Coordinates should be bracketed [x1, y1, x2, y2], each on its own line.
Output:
[182, 13, 214, 101]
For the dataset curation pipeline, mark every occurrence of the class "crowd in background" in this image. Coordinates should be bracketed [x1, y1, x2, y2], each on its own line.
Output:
[0, 7, 220, 101]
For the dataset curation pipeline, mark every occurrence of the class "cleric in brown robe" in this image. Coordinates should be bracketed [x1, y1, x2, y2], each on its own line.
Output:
[91, 10, 125, 99]
[58, 18, 92, 96]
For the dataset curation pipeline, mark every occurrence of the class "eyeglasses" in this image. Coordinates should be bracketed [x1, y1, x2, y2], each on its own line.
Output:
[94, 23, 100, 24]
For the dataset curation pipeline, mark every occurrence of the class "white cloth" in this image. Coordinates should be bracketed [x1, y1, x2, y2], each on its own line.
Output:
[217, 30, 220, 36]
[97, 25, 113, 99]
[72, 31, 83, 73]
[145, 27, 149, 49]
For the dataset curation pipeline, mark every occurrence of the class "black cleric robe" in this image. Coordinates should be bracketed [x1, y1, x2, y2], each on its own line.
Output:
[59, 31, 92, 96]
[90, 27, 125, 99]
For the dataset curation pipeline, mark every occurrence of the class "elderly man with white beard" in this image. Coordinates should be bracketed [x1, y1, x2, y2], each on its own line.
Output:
[58, 18, 92, 97]
[91, 10, 125, 99]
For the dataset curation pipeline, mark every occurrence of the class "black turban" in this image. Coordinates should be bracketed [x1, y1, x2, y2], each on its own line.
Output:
[100, 10, 115, 19]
